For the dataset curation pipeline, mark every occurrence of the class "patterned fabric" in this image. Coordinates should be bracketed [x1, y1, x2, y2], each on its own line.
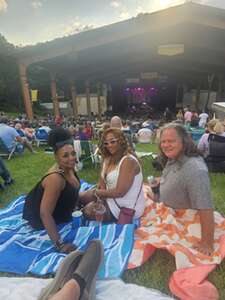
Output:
[0, 182, 135, 279]
[129, 185, 225, 269]
[128, 185, 225, 300]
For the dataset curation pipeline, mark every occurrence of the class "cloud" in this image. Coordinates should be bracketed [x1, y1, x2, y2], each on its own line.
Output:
[119, 10, 131, 20]
[31, 1, 43, 9]
[110, 1, 122, 8]
[63, 19, 95, 36]
[0, 0, 7, 12]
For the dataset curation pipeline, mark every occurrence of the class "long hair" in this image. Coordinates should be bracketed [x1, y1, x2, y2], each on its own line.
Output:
[159, 122, 202, 167]
[98, 128, 134, 164]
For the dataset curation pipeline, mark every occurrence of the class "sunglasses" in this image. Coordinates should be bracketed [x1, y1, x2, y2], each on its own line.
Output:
[103, 139, 118, 146]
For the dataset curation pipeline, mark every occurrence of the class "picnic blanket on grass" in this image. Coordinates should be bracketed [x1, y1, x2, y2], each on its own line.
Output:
[0, 277, 174, 300]
[128, 185, 225, 300]
[0, 181, 135, 279]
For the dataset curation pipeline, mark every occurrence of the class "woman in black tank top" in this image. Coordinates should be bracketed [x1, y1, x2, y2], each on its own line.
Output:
[23, 128, 80, 253]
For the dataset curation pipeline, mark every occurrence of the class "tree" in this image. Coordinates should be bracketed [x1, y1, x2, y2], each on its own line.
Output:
[0, 34, 22, 111]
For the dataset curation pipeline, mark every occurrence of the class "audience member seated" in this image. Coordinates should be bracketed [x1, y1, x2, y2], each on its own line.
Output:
[142, 118, 157, 132]
[23, 128, 80, 253]
[98, 122, 110, 140]
[38, 121, 51, 134]
[79, 128, 145, 223]
[137, 127, 153, 143]
[149, 123, 214, 256]
[110, 115, 122, 128]
[77, 125, 88, 141]
[23, 121, 35, 141]
[122, 119, 130, 131]
[0, 157, 14, 190]
[15, 122, 26, 138]
[198, 111, 209, 128]
[198, 119, 225, 157]
[0, 117, 34, 154]
[110, 115, 134, 149]
[83, 121, 93, 140]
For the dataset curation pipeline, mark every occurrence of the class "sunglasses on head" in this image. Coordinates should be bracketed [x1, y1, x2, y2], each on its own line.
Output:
[103, 139, 118, 146]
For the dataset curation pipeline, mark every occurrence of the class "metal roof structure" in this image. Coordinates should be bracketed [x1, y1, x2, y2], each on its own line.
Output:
[17, 2, 225, 85]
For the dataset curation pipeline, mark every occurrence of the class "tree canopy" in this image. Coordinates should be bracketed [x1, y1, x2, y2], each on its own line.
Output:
[0, 34, 22, 111]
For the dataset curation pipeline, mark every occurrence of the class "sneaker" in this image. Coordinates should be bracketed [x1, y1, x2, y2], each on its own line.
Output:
[74, 240, 104, 300]
[38, 250, 83, 300]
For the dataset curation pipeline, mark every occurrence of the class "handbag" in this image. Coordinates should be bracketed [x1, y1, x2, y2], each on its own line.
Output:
[114, 181, 143, 224]
[117, 207, 135, 224]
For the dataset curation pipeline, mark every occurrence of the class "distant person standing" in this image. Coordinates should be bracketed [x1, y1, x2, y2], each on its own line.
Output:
[176, 109, 184, 122]
[199, 111, 209, 128]
[190, 110, 199, 127]
[184, 107, 192, 126]
[163, 107, 172, 122]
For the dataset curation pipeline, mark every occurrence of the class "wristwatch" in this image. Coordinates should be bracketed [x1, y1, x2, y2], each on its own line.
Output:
[54, 238, 64, 250]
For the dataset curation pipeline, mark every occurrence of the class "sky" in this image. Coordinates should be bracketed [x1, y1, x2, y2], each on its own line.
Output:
[0, 0, 225, 46]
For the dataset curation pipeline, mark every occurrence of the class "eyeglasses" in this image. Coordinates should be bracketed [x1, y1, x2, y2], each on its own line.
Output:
[103, 139, 118, 146]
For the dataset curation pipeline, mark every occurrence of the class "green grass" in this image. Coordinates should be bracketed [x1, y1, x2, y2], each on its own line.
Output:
[1, 143, 225, 298]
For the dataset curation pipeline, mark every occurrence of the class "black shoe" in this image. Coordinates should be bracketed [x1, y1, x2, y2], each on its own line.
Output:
[4, 178, 15, 186]
[0, 183, 5, 190]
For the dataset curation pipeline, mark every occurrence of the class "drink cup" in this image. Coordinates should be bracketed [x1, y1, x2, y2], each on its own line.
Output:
[94, 201, 106, 222]
[147, 176, 160, 194]
[72, 210, 83, 228]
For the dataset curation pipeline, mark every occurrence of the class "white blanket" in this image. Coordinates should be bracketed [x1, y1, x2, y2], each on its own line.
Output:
[0, 277, 174, 300]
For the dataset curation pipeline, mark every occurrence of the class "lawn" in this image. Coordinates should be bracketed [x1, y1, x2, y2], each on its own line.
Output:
[0, 143, 225, 298]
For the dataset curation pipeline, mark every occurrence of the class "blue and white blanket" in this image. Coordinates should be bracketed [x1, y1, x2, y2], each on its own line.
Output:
[0, 181, 135, 279]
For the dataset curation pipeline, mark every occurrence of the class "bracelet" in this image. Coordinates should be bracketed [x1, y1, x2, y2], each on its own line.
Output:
[54, 238, 65, 250]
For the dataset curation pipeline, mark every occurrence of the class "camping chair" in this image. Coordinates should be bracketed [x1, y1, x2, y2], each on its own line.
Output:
[35, 129, 49, 147]
[80, 140, 100, 167]
[205, 134, 225, 172]
[0, 137, 17, 160]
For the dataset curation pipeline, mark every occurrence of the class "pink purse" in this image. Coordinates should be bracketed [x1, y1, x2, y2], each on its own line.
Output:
[114, 182, 143, 225]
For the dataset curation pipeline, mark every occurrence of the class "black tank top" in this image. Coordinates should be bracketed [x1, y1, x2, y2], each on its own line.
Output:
[23, 171, 80, 230]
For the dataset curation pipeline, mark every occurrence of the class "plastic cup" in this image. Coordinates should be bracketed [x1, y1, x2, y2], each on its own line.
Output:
[72, 210, 83, 228]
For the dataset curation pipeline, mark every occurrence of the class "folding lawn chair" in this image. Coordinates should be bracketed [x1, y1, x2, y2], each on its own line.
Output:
[35, 129, 49, 147]
[0, 137, 17, 160]
[80, 140, 100, 167]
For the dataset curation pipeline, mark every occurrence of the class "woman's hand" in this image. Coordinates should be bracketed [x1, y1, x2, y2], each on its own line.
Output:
[193, 240, 214, 256]
[59, 243, 77, 254]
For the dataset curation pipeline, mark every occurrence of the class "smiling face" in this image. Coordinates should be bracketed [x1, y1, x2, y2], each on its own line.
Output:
[103, 132, 120, 155]
[160, 128, 184, 160]
[55, 144, 76, 170]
